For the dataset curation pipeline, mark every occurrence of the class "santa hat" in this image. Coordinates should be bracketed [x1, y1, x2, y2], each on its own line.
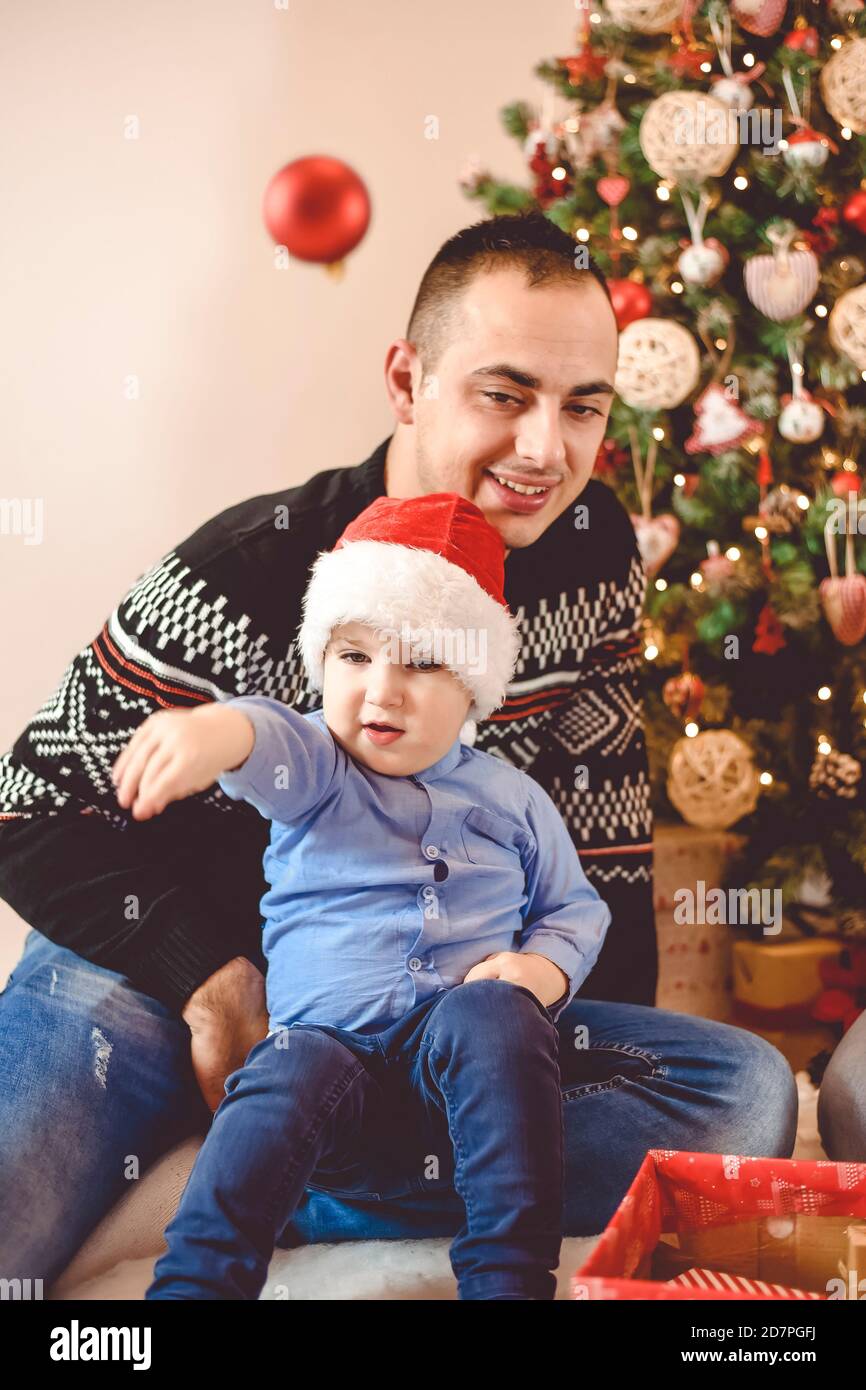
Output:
[296, 492, 522, 726]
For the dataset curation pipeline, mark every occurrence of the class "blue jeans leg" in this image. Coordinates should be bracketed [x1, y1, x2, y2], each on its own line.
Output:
[817, 1008, 866, 1160]
[146, 1029, 377, 1300]
[413, 980, 563, 1301]
[0, 929, 210, 1288]
[282, 998, 798, 1245]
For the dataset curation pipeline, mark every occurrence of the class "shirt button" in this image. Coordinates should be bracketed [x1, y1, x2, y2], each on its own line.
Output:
[408, 957, 423, 971]
[423, 844, 440, 859]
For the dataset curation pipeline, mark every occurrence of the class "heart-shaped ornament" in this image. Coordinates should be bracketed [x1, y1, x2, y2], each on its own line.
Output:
[630, 513, 680, 577]
[597, 175, 630, 208]
[820, 574, 866, 646]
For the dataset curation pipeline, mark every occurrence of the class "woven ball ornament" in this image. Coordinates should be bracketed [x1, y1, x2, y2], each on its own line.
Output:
[605, 0, 684, 33]
[778, 396, 824, 443]
[639, 92, 738, 183]
[667, 730, 761, 831]
[743, 247, 818, 322]
[615, 317, 701, 409]
[829, 283, 866, 369]
[821, 39, 866, 136]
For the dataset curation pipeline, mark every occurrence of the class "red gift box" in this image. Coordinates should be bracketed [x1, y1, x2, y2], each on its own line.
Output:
[572, 1150, 866, 1300]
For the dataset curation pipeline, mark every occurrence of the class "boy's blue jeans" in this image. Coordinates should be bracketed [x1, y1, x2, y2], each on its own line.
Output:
[0, 929, 800, 1294]
[147, 978, 564, 1301]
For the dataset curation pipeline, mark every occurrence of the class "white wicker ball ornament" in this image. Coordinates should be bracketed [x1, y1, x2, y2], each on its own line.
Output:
[615, 317, 701, 409]
[829, 283, 866, 369]
[606, 0, 684, 33]
[678, 242, 726, 288]
[639, 92, 739, 183]
[820, 38, 866, 136]
[667, 730, 761, 831]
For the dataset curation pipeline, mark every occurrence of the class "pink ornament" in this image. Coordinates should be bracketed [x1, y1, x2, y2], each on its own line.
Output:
[730, 0, 788, 37]
[821, 527, 866, 645]
[744, 245, 819, 322]
[597, 175, 631, 207]
[630, 513, 681, 576]
[685, 383, 754, 456]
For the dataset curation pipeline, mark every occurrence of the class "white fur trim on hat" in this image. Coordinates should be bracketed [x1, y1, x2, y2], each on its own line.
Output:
[296, 540, 522, 722]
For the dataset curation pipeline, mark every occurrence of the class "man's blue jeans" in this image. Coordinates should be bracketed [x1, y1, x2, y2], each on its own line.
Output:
[0, 929, 799, 1293]
[147, 979, 565, 1300]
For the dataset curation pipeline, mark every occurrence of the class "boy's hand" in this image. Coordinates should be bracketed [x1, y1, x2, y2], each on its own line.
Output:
[462, 951, 569, 1010]
[111, 704, 256, 821]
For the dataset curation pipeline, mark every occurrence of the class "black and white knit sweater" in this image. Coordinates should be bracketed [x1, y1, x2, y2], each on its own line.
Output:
[0, 435, 655, 1011]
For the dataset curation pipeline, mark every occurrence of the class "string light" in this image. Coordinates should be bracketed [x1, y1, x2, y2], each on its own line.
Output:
[684, 722, 699, 738]
[759, 772, 773, 787]
[674, 472, 686, 486]
[733, 175, 748, 190]
[818, 737, 832, 755]
[843, 457, 858, 472]
[778, 138, 789, 151]
[652, 426, 665, 441]
[656, 184, 671, 201]
[644, 643, 659, 660]
[815, 304, 828, 318]
[623, 73, 637, 84]
[714, 337, 727, 350]
[552, 166, 567, 180]
[690, 571, 703, 589]
[743, 52, 755, 67]
[797, 494, 809, 510]
[622, 226, 638, 241]
[699, 62, 712, 73]
[725, 546, 741, 561]
[831, 36, 844, 49]
[655, 578, 668, 591]
[576, 227, 590, 242]
[670, 280, 684, 294]
[755, 525, 768, 541]
[841, 128, 853, 140]
[818, 686, 832, 701]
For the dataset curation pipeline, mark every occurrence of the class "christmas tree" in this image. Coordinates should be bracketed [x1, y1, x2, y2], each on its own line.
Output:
[460, 0, 866, 932]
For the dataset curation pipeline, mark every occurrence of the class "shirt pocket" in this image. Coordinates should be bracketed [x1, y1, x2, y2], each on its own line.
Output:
[459, 805, 530, 868]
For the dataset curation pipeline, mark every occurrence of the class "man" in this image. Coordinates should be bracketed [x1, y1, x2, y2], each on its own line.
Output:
[0, 212, 797, 1286]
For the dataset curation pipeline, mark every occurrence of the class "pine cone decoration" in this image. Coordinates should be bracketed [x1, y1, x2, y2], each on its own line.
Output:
[809, 749, 862, 799]
[761, 484, 804, 533]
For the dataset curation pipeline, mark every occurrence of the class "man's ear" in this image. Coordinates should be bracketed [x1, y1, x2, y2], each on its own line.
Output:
[383, 338, 420, 424]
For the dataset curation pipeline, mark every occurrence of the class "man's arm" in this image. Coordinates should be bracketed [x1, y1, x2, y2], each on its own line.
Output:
[0, 507, 312, 1011]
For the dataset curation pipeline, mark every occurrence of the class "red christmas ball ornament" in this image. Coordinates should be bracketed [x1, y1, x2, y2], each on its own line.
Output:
[608, 278, 653, 330]
[843, 190, 866, 235]
[262, 156, 371, 265]
[783, 26, 819, 57]
[831, 470, 862, 497]
[663, 672, 706, 721]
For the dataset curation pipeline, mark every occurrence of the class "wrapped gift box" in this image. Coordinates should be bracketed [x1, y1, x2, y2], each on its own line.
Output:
[571, 1149, 866, 1301]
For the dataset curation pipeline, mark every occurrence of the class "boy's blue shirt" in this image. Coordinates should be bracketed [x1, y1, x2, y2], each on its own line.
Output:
[218, 694, 611, 1035]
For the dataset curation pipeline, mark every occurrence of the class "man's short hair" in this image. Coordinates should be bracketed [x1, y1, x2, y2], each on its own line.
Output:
[405, 211, 614, 377]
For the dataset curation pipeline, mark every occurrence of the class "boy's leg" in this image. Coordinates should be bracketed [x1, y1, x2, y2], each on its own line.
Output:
[281, 994, 799, 1247]
[147, 1028, 380, 1301]
[0, 930, 211, 1287]
[410, 978, 563, 1301]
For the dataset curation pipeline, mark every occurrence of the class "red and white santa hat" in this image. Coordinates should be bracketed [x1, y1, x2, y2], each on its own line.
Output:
[296, 492, 522, 725]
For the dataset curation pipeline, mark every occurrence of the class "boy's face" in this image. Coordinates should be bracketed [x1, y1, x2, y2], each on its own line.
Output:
[322, 621, 473, 776]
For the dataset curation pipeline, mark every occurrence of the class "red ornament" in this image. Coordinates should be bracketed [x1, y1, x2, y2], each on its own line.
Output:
[783, 26, 820, 57]
[831, 471, 862, 496]
[594, 438, 629, 479]
[670, 45, 715, 79]
[597, 175, 630, 208]
[843, 190, 866, 235]
[663, 673, 706, 721]
[608, 278, 652, 330]
[262, 156, 371, 265]
[753, 603, 786, 655]
[558, 51, 608, 85]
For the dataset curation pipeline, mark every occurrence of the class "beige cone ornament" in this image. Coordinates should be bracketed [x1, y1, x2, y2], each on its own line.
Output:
[615, 317, 701, 410]
[829, 283, 866, 370]
[639, 92, 738, 184]
[821, 518, 866, 646]
[667, 730, 761, 831]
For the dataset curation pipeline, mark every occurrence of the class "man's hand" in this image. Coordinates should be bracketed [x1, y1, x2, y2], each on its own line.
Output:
[181, 956, 270, 1113]
[462, 950, 569, 1010]
[111, 703, 256, 822]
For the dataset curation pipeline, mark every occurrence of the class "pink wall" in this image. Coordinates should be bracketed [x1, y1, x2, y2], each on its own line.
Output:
[0, 0, 578, 982]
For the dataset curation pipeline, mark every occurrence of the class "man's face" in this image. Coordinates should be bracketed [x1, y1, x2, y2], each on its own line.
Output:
[399, 268, 619, 550]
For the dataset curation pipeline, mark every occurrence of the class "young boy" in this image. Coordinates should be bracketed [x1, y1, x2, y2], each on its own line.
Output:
[113, 492, 611, 1301]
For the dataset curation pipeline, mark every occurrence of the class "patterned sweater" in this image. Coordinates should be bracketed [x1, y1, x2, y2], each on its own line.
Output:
[0, 435, 655, 1011]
